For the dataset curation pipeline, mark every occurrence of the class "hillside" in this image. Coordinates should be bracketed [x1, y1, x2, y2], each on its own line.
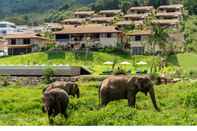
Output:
[0, 0, 184, 24]
[0, 0, 95, 24]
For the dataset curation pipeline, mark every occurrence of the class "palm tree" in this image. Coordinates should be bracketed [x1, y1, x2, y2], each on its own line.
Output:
[149, 25, 169, 73]
[149, 25, 169, 56]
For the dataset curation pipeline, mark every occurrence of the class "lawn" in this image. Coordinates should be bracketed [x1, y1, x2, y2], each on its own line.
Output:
[168, 53, 197, 72]
[1, 80, 197, 125]
[0, 51, 156, 75]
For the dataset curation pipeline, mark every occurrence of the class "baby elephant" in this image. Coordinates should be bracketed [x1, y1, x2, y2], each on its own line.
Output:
[44, 81, 80, 98]
[42, 88, 69, 124]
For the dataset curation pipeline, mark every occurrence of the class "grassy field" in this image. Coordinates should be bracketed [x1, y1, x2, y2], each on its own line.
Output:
[0, 51, 155, 75]
[168, 53, 197, 72]
[1, 80, 197, 125]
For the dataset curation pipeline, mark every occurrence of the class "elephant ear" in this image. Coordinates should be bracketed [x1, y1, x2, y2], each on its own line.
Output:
[140, 77, 153, 95]
[128, 76, 141, 90]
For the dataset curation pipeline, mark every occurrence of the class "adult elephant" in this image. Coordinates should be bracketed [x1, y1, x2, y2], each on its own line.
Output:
[99, 75, 160, 111]
[43, 81, 80, 98]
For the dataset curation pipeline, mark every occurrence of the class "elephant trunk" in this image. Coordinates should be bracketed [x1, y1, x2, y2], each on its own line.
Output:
[149, 87, 160, 112]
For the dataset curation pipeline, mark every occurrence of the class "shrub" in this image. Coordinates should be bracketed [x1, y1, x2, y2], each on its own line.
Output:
[184, 90, 197, 108]
[113, 68, 127, 75]
[0, 74, 10, 87]
[43, 67, 54, 84]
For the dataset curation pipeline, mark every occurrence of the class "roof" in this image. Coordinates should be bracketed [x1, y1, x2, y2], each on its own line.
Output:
[152, 19, 179, 25]
[62, 18, 86, 24]
[44, 23, 63, 29]
[74, 11, 95, 16]
[158, 4, 183, 9]
[0, 21, 16, 26]
[127, 30, 152, 36]
[116, 21, 143, 26]
[124, 14, 148, 19]
[128, 6, 154, 11]
[156, 12, 182, 17]
[54, 24, 121, 34]
[99, 9, 122, 14]
[0, 66, 91, 76]
[4, 33, 48, 40]
[90, 17, 114, 22]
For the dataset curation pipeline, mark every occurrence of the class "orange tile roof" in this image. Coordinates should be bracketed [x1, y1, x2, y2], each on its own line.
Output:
[158, 4, 183, 9]
[90, 17, 114, 22]
[99, 10, 122, 14]
[152, 19, 179, 25]
[54, 24, 121, 34]
[156, 12, 182, 17]
[129, 6, 154, 11]
[74, 11, 95, 15]
[116, 21, 143, 26]
[124, 14, 148, 18]
[127, 30, 152, 36]
[4, 33, 48, 40]
[62, 18, 86, 23]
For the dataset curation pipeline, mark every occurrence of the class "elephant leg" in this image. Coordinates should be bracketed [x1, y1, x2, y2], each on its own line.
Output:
[76, 89, 80, 98]
[128, 95, 136, 107]
[42, 105, 46, 113]
[48, 109, 54, 125]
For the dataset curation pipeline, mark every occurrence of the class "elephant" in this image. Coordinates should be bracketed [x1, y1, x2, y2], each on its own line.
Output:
[42, 88, 69, 124]
[43, 81, 80, 98]
[99, 75, 160, 111]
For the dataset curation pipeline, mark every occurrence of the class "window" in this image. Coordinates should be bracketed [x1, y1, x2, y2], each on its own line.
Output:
[135, 35, 142, 41]
[11, 39, 16, 45]
[0, 24, 6, 28]
[23, 39, 31, 45]
[107, 33, 112, 38]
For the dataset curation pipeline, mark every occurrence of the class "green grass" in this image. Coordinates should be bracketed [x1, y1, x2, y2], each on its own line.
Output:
[168, 53, 197, 72]
[1, 81, 197, 125]
[0, 51, 156, 75]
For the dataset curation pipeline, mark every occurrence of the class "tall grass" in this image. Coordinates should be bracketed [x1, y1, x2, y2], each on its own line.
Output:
[1, 81, 197, 125]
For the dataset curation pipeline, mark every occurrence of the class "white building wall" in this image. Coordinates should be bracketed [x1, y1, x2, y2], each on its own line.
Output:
[100, 33, 119, 48]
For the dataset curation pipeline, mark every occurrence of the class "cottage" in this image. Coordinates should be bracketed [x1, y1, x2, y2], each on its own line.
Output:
[90, 17, 114, 24]
[152, 19, 180, 29]
[124, 14, 148, 21]
[127, 30, 152, 55]
[74, 11, 95, 18]
[44, 23, 63, 32]
[61, 18, 86, 25]
[127, 6, 154, 14]
[116, 21, 143, 30]
[158, 4, 183, 13]
[54, 24, 122, 49]
[0, 21, 17, 36]
[4, 33, 51, 55]
[99, 10, 122, 17]
[0, 39, 8, 56]
[156, 12, 182, 20]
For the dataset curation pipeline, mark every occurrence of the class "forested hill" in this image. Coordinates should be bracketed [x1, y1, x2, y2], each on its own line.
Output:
[0, 0, 196, 25]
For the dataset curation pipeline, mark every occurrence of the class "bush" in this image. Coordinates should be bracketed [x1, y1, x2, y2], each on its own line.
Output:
[43, 67, 54, 84]
[184, 90, 197, 108]
[113, 68, 127, 75]
[189, 70, 197, 77]
[0, 74, 10, 87]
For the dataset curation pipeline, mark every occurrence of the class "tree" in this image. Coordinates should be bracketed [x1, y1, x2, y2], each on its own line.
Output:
[149, 25, 169, 73]
[149, 25, 169, 56]
[184, 0, 197, 15]
[149, 0, 169, 8]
